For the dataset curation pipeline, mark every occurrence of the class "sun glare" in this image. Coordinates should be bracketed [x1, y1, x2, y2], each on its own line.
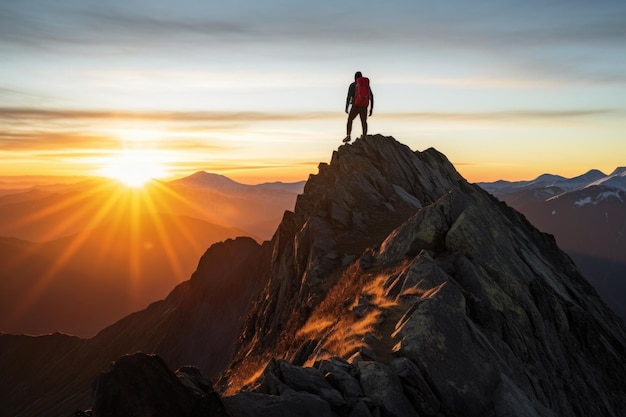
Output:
[98, 149, 169, 187]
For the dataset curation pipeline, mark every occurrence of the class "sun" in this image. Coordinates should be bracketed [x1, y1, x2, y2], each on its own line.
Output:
[98, 149, 169, 187]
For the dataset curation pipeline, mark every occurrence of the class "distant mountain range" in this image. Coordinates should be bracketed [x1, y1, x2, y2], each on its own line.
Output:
[478, 167, 626, 321]
[0, 173, 303, 336]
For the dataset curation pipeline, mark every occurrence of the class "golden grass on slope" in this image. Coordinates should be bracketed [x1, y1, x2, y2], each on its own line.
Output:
[293, 261, 412, 366]
[223, 259, 418, 393]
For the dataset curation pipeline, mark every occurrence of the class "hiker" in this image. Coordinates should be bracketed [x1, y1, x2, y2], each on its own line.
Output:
[343, 71, 374, 143]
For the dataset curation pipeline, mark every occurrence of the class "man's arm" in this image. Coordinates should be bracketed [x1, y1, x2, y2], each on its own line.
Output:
[369, 88, 374, 116]
[345, 83, 355, 113]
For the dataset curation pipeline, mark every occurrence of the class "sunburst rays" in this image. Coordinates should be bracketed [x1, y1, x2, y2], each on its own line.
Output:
[4, 179, 222, 334]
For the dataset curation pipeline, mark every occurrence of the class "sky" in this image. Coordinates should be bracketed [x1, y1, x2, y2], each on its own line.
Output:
[1, 0, 626, 184]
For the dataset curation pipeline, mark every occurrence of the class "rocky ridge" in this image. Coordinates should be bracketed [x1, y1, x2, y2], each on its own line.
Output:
[88, 135, 626, 417]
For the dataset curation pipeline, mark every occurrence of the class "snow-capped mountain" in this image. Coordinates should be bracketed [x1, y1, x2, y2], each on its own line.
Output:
[586, 167, 626, 192]
[479, 169, 610, 198]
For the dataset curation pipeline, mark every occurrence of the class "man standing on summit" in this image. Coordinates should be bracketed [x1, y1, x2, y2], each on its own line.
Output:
[343, 71, 374, 143]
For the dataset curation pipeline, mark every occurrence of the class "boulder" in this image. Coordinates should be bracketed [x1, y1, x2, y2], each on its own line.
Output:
[224, 391, 332, 417]
[91, 353, 228, 417]
[357, 361, 418, 417]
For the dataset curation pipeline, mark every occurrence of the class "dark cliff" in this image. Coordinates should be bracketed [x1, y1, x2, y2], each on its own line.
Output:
[0, 236, 269, 416]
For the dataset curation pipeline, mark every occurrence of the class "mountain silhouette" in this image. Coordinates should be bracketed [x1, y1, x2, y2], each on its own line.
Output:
[1, 135, 624, 417]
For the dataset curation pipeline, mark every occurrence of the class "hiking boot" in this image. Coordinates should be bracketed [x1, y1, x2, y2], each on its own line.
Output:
[342, 135, 351, 143]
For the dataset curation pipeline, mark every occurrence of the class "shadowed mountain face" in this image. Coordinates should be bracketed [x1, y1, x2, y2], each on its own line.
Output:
[478, 169, 626, 321]
[0, 236, 270, 416]
[1, 135, 625, 417]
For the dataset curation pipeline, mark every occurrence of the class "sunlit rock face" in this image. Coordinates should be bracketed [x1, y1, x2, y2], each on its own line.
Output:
[222, 135, 626, 417]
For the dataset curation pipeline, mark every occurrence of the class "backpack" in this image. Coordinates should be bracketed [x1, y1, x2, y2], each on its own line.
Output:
[354, 77, 370, 107]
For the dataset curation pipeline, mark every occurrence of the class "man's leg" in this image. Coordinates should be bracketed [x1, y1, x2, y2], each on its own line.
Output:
[359, 107, 368, 138]
[344, 106, 360, 142]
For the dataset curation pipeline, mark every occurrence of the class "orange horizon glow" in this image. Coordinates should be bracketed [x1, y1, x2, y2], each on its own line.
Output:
[2, 179, 232, 335]
[1, 158, 623, 187]
[2, 106, 625, 188]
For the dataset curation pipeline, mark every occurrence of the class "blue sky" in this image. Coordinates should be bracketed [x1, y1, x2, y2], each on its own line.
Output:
[1, 0, 625, 183]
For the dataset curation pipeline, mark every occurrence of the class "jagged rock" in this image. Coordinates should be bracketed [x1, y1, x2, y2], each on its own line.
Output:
[224, 391, 332, 417]
[290, 339, 318, 366]
[383, 250, 441, 300]
[175, 366, 229, 416]
[352, 295, 372, 318]
[234, 136, 462, 362]
[377, 191, 462, 265]
[254, 359, 292, 395]
[91, 353, 228, 417]
[348, 400, 375, 417]
[389, 357, 440, 416]
[357, 361, 418, 417]
[320, 387, 349, 413]
[228, 136, 625, 417]
[319, 359, 364, 399]
[278, 359, 335, 395]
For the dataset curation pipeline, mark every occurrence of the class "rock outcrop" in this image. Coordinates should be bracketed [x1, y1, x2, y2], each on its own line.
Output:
[221, 135, 626, 416]
[90, 353, 229, 417]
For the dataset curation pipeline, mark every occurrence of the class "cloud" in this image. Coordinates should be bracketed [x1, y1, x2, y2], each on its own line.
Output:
[0, 131, 119, 150]
[2, 1, 625, 87]
[1, 106, 617, 153]
[0, 107, 337, 123]
[378, 109, 617, 122]
[3, 1, 625, 51]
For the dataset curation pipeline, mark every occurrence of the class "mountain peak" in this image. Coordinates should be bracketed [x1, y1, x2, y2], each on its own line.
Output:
[171, 171, 244, 189]
[587, 166, 626, 191]
[609, 166, 626, 177]
[223, 134, 626, 416]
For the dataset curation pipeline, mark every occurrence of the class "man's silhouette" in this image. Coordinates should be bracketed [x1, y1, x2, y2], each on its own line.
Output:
[343, 71, 374, 143]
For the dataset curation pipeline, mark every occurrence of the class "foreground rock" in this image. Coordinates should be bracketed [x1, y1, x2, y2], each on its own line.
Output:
[0, 236, 269, 417]
[90, 353, 229, 417]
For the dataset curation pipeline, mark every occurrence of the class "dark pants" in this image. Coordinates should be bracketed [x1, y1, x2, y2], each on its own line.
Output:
[347, 105, 368, 137]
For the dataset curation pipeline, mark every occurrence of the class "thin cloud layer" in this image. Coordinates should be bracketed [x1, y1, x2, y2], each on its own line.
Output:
[3, 1, 625, 57]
